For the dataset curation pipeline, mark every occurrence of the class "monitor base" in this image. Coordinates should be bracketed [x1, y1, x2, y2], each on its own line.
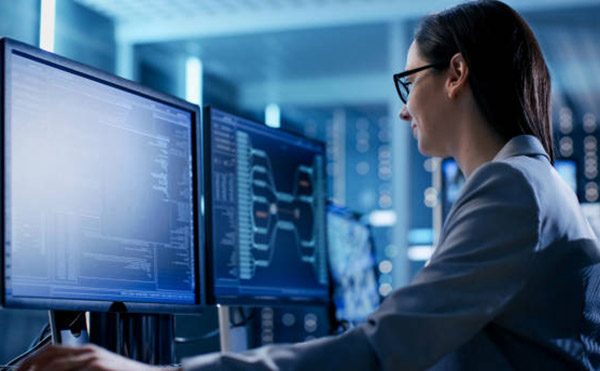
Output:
[218, 305, 248, 353]
[49, 310, 175, 365]
[49, 310, 89, 346]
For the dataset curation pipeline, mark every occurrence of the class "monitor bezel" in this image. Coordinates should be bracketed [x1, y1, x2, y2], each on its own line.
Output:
[203, 105, 330, 307]
[0, 37, 205, 313]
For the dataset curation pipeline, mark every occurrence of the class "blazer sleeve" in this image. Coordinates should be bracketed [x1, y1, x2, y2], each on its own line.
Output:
[182, 162, 541, 371]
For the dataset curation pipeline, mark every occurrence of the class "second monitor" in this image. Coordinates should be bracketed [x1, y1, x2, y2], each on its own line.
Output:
[204, 107, 329, 306]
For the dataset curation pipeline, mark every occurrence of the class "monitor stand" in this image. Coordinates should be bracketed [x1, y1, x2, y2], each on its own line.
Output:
[217, 305, 248, 353]
[49, 310, 89, 346]
[49, 309, 175, 365]
[115, 312, 175, 365]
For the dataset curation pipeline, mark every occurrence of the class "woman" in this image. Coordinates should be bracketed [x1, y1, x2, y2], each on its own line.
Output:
[19, 1, 600, 370]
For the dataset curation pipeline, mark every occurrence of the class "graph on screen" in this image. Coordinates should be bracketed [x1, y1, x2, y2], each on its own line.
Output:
[236, 130, 323, 278]
[207, 108, 328, 303]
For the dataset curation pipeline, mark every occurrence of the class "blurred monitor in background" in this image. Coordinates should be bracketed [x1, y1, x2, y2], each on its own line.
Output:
[440, 159, 466, 220]
[553, 159, 578, 196]
[581, 203, 600, 241]
[327, 205, 380, 326]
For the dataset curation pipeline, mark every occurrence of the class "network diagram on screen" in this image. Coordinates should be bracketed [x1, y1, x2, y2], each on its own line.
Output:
[208, 109, 328, 301]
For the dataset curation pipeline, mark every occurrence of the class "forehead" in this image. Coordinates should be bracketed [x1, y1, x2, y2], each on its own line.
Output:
[405, 41, 426, 70]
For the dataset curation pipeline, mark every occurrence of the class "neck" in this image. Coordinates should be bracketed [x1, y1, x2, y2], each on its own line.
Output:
[452, 118, 506, 178]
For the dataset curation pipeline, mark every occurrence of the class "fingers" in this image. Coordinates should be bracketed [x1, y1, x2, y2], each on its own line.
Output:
[16, 344, 154, 371]
[38, 352, 97, 371]
[17, 344, 96, 371]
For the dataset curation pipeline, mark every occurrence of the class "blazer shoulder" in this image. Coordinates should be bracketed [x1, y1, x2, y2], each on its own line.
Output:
[459, 160, 541, 211]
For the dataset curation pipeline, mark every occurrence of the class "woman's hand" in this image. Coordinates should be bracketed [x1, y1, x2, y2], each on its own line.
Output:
[17, 343, 180, 371]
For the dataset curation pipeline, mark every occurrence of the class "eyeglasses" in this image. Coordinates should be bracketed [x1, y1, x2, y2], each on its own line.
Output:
[393, 63, 446, 104]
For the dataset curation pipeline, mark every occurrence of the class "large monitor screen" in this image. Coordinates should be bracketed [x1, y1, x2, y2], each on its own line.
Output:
[1, 39, 202, 311]
[327, 205, 379, 324]
[204, 107, 329, 305]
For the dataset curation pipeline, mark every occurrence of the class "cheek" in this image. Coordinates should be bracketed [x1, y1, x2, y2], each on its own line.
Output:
[407, 86, 430, 124]
[413, 91, 447, 132]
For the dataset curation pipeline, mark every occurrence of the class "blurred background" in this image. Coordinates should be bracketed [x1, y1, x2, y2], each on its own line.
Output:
[1, 0, 599, 364]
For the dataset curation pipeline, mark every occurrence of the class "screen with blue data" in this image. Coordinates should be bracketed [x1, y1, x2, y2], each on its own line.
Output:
[3, 47, 198, 307]
[327, 206, 379, 323]
[206, 108, 328, 304]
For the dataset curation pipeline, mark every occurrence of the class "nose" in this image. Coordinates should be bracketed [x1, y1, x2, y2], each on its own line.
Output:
[399, 105, 412, 122]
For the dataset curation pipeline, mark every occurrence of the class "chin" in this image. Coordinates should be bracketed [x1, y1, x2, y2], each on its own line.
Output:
[417, 140, 433, 157]
[418, 140, 445, 158]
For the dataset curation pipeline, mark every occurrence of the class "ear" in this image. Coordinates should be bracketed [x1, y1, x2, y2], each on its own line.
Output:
[446, 53, 469, 100]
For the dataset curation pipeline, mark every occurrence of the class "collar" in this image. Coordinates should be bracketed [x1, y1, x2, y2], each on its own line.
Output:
[493, 135, 550, 162]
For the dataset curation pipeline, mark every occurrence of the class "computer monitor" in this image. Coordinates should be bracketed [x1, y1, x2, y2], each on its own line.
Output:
[1, 38, 204, 313]
[581, 203, 600, 240]
[440, 158, 466, 221]
[203, 107, 329, 306]
[554, 159, 578, 196]
[441, 157, 578, 220]
[327, 205, 380, 325]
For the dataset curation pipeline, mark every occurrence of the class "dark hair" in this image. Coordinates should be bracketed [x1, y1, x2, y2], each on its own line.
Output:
[415, 0, 554, 163]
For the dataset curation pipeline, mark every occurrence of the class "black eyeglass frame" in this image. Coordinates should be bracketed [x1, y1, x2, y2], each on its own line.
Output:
[393, 63, 447, 104]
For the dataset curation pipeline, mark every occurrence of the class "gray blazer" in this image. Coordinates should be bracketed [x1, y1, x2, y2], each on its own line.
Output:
[183, 135, 600, 370]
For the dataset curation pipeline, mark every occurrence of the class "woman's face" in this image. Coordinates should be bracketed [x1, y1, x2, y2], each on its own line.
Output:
[400, 42, 454, 157]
